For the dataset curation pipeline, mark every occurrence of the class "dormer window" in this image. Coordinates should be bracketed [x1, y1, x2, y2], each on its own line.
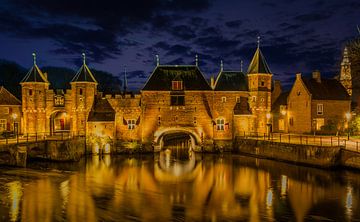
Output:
[172, 81, 183, 91]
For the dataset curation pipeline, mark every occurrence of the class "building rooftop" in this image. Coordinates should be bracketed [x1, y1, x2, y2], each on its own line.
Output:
[234, 97, 252, 115]
[142, 65, 212, 91]
[0, 86, 21, 106]
[21, 64, 48, 83]
[88, 97, 115, 122]
[214, 71, 248, 91]
[302, 77, 350, 100]
[272, 91, 289, 111]
[71, 64, 97, 83]
[247, 47, 271, 74]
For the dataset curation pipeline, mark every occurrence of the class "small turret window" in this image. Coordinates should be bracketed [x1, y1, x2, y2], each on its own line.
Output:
[79, 88, 83, 95]
[29, 89, 33, 96]
[172, 81, 183, 91]
[261, 81, 265, 86]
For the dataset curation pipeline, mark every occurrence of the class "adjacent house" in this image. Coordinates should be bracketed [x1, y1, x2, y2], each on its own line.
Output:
[0, 86, 22, 134]
[286, 71, 351, 134]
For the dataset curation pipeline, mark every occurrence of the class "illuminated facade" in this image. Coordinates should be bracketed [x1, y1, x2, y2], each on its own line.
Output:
[20, 46, 273, 151]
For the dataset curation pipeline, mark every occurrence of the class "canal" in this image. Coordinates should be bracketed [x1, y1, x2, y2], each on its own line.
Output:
[0, 152, 359, 221]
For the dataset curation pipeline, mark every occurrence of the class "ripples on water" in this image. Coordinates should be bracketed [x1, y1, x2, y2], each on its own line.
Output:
[0, 152, 359, 222]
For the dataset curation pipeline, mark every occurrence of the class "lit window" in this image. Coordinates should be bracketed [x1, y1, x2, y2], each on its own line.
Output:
[279, 119, 285, 131]
[216, 119, 225, 131]
[221, 97, 226, 103]
[128, 119, 136, 130]
[172, 81, 183, 90]
[252, 96, 256, 102]
[317, 104, 323, 115]
[315, 118, 325, 130]
[0, 119, 6, 132]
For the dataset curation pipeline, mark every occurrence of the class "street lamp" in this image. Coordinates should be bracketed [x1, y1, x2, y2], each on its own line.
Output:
[346, 112, 351, 140]
[266, 113, 272, 140]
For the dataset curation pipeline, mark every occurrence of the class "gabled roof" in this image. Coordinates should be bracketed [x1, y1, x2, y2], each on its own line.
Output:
[21, 64, 48, 83]
[0, 86, 21, 106]
[142, 65, 212, 91]
[71, 64, 97, 83]
[88, 98, 115, 122]
[272, 91, 289, 111]
[301, 77, 350, 100]
[247, 47, 271, 74]
[214, 71, 248, 91]
[234, 97, 252, 115]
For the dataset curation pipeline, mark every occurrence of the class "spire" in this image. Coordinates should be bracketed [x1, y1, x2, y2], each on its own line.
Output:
[195, 54, 198, 66]
[21, 52, 48, 83]
[341, 47, 350, 65]
[32, 52, 36, 65]
[82, 52, 86, 65]
[123, 66, 128, 93]
[257, 35, 261, 48]
[247, 38, 272, 74]
[71, 53, 97, 83]
[156, 54, 159, 66]
[240, 60, 243, 72]
[220, 60, 223, 71]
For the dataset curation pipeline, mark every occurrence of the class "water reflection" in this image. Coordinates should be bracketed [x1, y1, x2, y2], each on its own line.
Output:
[0, 155, 359, 221]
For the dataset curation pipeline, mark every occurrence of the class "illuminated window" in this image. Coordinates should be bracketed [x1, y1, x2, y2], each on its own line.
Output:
[252, 96, 256, 102]
[172, 81, 183, 90]
[315, 118, 325, 130]
[279, 119, 285, 131]
[128, 119, 136, 130]
[171, 95, 185, 106]
[317, 104, 323, 115]
[0, 119, 6, 132]
[221, 97, 226, 102]
[216, 119, 225, 131]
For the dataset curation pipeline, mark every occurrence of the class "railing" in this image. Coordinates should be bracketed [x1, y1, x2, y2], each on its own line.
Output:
[0, 131, 86, 145]
[237, 132, 360, 153]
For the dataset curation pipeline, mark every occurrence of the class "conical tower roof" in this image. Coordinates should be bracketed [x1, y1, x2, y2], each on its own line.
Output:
[71, 53, 97, 83]
[21, 64, 48, 83]
[247, 47, 271, 74]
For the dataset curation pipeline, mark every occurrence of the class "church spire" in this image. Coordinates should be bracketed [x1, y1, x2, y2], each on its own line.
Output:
[123, 66, 128, 93]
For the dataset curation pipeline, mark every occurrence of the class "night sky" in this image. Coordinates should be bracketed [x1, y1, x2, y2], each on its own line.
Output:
[0, 0, 359, 90]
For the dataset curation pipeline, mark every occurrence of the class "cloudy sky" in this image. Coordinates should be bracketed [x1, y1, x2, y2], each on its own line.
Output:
[0, 0, 359, 89]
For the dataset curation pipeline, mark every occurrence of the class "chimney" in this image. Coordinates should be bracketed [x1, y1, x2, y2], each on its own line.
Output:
[312, 70, 321, 83]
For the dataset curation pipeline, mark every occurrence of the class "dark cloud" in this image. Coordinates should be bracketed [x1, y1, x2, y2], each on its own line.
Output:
[294, 12, 332, 22]
[225, 20, 243, 29]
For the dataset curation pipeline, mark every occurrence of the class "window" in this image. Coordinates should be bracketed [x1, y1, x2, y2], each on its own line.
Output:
[279, 119, 285, 131]
[236, 97, 240, 103]
[289, 117, 294, 126]
[261, 81, 265, 86]
[172, 81, 183, 91]
[79, 88, 83, 95]
[221, 97, 226, 103]
[216, 119, 225, 131]
[193, 117, 197, 125]
[29, 89, 33, 96]
[280, 105, 287, 115]
[252, 96, 256, 102]
[317, 104, 323, 115]
[0, 119, 6, 132]
[2, 107, 9, 114]
[128, 119, 136, 130]
[171, 95, 185, 106]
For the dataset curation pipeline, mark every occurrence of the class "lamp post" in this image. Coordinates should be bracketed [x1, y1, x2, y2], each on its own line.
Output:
[346, 112, 351, 140]
[266, 113, 271, 140]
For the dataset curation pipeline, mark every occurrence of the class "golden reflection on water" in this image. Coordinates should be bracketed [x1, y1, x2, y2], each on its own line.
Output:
[1, 153, 359, 221]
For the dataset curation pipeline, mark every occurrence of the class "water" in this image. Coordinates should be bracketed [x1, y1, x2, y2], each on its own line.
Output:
[0, 152, 359, 222]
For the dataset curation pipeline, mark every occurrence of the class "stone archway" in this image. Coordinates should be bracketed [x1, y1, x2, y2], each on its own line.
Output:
[153, 127, 202, 152]
[50, 110, 70, 135]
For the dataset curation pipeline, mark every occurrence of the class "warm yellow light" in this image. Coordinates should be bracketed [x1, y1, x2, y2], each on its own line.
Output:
[104, 143, 111, 154]
[281, 110, 286, 116]
[12, 113, 17, 120]
[93, 143, 100, 155]
[266, 113, 271, 119]
[345, 112, 351, 121]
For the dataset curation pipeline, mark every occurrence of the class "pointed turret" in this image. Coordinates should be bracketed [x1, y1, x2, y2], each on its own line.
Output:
[71, 53, 97, 83]
[123, 67, 128, 93]
[21, 53, 48, 83]
[247, 46, 272, 74]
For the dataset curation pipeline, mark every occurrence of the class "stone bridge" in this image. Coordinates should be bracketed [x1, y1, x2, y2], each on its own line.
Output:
[339, 148, 360, 169]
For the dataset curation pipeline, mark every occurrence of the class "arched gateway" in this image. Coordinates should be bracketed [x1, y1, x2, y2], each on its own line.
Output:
[153, 127, 202, 152]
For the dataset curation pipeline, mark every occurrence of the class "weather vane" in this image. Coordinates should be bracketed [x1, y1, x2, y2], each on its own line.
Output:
[32, 52, 36, 65]
[257, 35, 261, 48]
[82, 53, 86, 65]
[156, 54, 159, 66]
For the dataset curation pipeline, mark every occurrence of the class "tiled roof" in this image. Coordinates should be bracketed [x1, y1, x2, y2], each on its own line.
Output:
[71, 64, 97, 83]
[272, 91, 289, 111]
[142, 65, 212, 91]
[234, 97, 252, 115]
[214, 71, 248, 91]
[302, 77, 350, 100]
[21, 64, 48, 83]
[0, 86, 21, 105]
[88, 98, 115, 122]
[247, 47, 271, 74]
